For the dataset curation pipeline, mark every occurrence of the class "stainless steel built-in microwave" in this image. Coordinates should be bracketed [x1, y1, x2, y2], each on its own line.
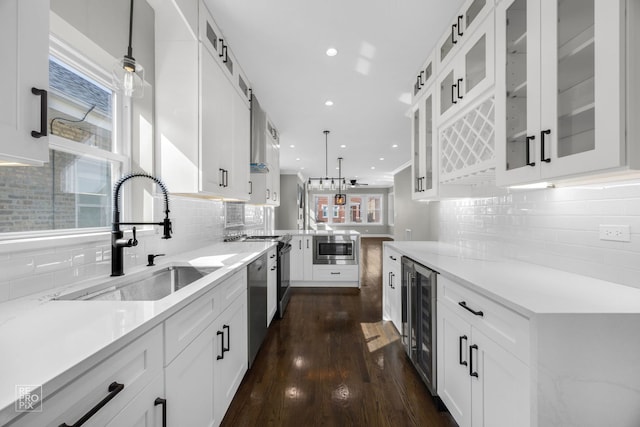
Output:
[312, 235, 357, 265]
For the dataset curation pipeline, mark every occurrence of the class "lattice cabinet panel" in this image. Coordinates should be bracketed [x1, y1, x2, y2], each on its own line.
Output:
[439, 96, 496, 185]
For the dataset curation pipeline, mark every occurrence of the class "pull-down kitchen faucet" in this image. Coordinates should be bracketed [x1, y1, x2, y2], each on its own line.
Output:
[111, 172, 172, 276]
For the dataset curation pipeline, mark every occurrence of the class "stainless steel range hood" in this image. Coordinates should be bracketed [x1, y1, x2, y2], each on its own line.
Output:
[250, 95, 269, 173]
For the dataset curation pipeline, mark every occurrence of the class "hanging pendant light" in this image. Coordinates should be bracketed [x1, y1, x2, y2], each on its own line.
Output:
[334, 157, 346, 205]
[112, 0, 145, 98]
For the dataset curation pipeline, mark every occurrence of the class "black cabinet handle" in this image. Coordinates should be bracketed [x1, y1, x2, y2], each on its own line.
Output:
[223, 324, 230, 353]
[249, 180, 252, 194]
[271, 265, 277, 271]
[388, 272, 392, 287]
[458, 301, 484, 317]
[58, 382, 124, 427]
[219, 169, 224, 187]
[225, 169, 229, 187]
[526, 135, 536, 166]
[541, 129, 551, 163]
[390, 272, 395, 289]
[154, 398, 167, 427]
[299, 240, 302, 250]
[419, 70, 425, 88]
[389, 255, 397, 261]
[469, 344, 479, 378]
[223, 44, 229, 63]
[457, 15, 464, 36]
[459, 335, 468, 366]
[451, 84, 457, 104]
[216, 330, 224, 360]
[31, 87, 48, 138]
[218, 39, 225, 57]
[457, 78, 463, 99]
[330, 272, 341, 275]
[451, 24, 458, 45]
[270, 253, 276, 259]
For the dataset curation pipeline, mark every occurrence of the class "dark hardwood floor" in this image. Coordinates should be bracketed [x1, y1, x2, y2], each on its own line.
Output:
[221, 237, 457, 427]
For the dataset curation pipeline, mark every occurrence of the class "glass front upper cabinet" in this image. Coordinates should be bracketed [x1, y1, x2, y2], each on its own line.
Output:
[438, 0, 492, 68]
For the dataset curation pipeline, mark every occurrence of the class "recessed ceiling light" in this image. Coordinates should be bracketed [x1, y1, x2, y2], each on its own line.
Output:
[300, 167, 305, 170]
[295, 158, 300, 161]
[325, 100, 334, 107]
[290, 144, 295, 148]
[326, 47, 338, 57]
[371, 166, 375, 170]
[340, 144, 346, 148]
[392, 144, 398, 148]
[379, 157, 384, 161]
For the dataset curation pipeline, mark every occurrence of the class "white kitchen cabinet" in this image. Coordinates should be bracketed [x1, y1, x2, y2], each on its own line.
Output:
[267, 247, 278, 325]
[411, 87, 436, 199]
[437, 0, 495, 71]
[290, 235, 313, 282]
[106, 374, 165, 427]
[165, 318, 217, 427]
[164, 268, 247, 427]
[155, 0, 250, 199]
[11, 326, 163, 427]
[437, 277, 530, 427]
[382, 246, 402, 332]
[312, 264, 359, 283]
[438, 13, 495, 123]
[495, 0, 629, 186]
[0, 0, 49, 165]
[212, 289, 248, 423]
[411, 52, 436, 103]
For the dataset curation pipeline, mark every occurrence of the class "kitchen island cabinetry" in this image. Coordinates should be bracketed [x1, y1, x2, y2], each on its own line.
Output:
[382, 246, 402, 331]
[387, 241, 640, 427]
[495, 0, 635, 186]
[438, 278, 529, 427]
[0, 0, 50, 166]
[290, 235, 312, 281]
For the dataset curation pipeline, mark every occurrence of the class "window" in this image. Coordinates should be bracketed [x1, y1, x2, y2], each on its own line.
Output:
[313, 194, 384, 225]
[0, 46, 126, 234]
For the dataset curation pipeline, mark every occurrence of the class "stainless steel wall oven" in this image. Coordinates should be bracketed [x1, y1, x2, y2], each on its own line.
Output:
[312, 235, 358, 265]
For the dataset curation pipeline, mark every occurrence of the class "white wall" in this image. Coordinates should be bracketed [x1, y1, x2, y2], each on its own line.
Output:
[392, 166, 438, 241]
[438, 181, 640, 289]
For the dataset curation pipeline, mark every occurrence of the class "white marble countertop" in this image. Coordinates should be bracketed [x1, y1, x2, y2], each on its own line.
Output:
[386, 241, 640, 316]
[0, 240, 275, 425]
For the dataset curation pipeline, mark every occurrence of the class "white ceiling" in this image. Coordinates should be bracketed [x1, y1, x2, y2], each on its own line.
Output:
[203, 0, 465, 186]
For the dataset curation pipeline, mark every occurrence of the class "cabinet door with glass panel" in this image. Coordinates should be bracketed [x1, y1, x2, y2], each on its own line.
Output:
[437, 0, 495, 71]
[496, 0, 625, 186]
[411, 87, 437, 200]
[438, 13, 495, 124]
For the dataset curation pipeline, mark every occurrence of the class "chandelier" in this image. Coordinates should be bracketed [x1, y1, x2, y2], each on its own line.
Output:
[307, 131, 347, 205]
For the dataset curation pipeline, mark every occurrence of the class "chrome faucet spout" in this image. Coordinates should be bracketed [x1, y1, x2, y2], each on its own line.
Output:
[111, 173, 172, 276]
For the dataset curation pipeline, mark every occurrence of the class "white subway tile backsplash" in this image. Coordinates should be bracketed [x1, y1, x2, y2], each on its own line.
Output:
[439, 180, 640, 289]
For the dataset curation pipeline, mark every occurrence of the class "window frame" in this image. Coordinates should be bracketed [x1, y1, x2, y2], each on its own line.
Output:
[312, 193, 385, 226]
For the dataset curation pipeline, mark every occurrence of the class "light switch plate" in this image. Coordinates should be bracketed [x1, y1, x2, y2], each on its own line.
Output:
[599, 225, 631, 242]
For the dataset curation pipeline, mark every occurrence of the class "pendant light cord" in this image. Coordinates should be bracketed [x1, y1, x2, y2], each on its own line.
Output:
[127, 0, 135, 57]
[324, 130, 329, 178]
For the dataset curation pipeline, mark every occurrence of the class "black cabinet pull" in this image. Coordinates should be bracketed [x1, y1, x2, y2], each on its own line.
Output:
[458, 301, 484, 317]
[216, 330, 225, 360]
[459, 335, 468, 366]
[223, 324, 230, 353]
[541, 129, 551, 163]
[224, 169, 229, 187]
[223, 44, 229, 63]
[451, 24, 458, 45]
[451, 84, 457, 104]
[154, 398, 167, 427]
[389, 255, 397, 261]
[271, 265, 277, 271]
[58, 382, 124, 427]
[457, 15, 464, 36]
[249, 180, 252, 194]
[469, 344, 479, 377]
[388, 272, 392, 287]
[330, 272, 341, 275]
[419, 70, 425, 88]
[299, 240, 302, 250]
[219, 169, 225, 187]
[526, 135, 536, 166]
[457, 78, 463, 99]
[31, 87, 48, 138]
[218, 39, 225, 57]
[390, 272, 395, 289]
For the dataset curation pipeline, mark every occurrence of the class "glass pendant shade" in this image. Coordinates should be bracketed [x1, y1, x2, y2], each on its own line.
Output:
[334, 194, 346, 205]
[113, 56, 144, 98]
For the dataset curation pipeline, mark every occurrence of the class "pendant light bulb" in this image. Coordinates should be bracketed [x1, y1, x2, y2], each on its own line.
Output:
[113, 0, 145, 98]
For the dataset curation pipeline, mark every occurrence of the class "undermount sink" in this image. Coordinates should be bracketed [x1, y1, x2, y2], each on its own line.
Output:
[56, 265, 221, 301]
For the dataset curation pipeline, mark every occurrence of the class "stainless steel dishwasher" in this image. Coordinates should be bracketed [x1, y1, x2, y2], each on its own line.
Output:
[248, 253, 268, 367]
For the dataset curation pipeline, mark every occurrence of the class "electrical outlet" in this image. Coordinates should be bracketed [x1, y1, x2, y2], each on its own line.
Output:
[599, 225, 631, 242]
